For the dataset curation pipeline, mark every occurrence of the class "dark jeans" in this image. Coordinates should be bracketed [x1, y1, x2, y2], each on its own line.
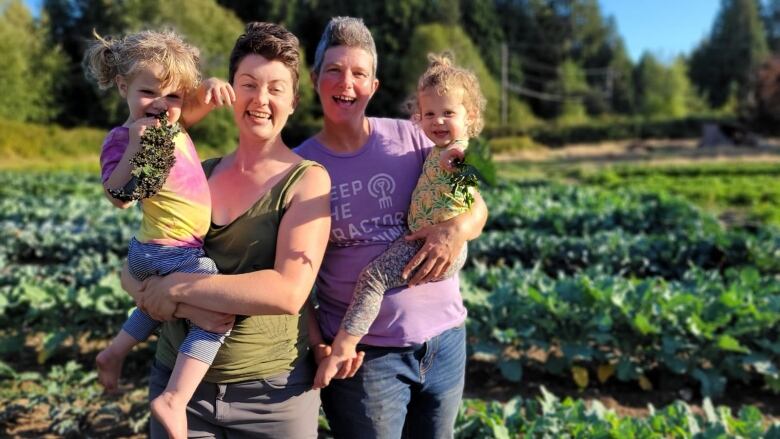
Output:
[321, 325, 466, 439]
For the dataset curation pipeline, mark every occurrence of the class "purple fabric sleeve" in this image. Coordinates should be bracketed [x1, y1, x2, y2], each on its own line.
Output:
[100, 127, 130, 184]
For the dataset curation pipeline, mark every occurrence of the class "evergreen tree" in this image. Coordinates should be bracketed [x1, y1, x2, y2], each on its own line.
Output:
[762, 0, 780, 51]
[44, 0, 133, 126]
[401, 23, 536, 129]
[634, 53, 665, 118]
[459, 0, 505, 76]
[607, 40, 635, 114]
[0, 0, 66, 122]
[495, 0, 533, 90]
[498, 0, 630, 119]
[43, 0, 245, 150]
[424, 0, 461, 26]
[216, 0, 297, 26]
[557, 59, 588, 124]
[635, 53, 695, 119]
[689, 0, 769, 109]
[567, 1, 631, 115]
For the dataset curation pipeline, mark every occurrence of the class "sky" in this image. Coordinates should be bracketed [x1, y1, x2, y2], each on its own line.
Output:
[23, 0, 721, 62]
[598, 0, 721, 62]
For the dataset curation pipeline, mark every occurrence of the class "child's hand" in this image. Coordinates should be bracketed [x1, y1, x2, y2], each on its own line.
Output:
[311, 334, 365, 389]
[313, 352, 355, 389]
[440, 147, 466, 172]
[127, 116, 161, 151]
[180, 78, 234, 128]
[311, 343, 332, 365]
[201, 77, 235, 108]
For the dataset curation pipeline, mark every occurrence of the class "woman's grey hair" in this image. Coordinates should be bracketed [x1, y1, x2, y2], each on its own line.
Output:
[312, 16, 377, 77]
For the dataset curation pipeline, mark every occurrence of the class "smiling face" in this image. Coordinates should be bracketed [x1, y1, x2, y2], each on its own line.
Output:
[117, 63, 185, 125]
[232, 54, 297, 144]
[313, 45, 378, 124]
[418, 87, 472, 147]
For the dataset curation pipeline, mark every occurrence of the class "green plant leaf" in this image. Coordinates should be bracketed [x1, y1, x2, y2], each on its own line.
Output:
[498, 359, 523, 382]
[717, 335, 750, 353]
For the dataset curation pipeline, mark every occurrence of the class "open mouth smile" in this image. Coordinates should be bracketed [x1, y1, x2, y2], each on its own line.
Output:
[332, 95, 356, 106]
[247, 110, 272, 121]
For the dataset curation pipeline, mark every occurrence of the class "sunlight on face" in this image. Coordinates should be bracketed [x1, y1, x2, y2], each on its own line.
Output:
[232, 54, 296, 143]
[418, 88, 471, 147]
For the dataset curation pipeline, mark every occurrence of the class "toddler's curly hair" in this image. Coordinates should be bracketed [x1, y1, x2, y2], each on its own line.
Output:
[409, 53, 486, 137]
[84, 29, 200, 94]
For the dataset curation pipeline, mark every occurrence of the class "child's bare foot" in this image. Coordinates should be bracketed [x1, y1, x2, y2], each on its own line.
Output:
[95, 347, 124, 393]
[151, 392, 188, 439]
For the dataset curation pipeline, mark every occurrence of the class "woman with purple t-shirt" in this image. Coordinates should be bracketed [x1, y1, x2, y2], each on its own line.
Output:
[295, 17, 488, 439]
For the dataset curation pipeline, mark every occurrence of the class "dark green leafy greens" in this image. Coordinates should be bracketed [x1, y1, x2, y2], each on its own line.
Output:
[449, 138, 497, 208]
[108, 112, 179, 202]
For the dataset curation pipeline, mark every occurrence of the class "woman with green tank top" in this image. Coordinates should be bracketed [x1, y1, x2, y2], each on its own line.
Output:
[122, 22, 335, 438]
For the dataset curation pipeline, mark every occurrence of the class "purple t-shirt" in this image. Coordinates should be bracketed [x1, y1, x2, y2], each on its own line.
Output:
[294, 118, 467, 347]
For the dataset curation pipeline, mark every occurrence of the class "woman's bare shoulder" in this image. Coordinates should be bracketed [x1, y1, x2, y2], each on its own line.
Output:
[288, 160, 331, 202]
[299, 162, 331, 189]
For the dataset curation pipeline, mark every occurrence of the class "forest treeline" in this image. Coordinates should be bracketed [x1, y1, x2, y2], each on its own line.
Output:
[0, 0, 776, 149]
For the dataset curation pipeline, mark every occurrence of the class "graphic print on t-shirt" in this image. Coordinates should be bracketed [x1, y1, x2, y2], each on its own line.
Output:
[367, 173, 395, 209]
[329, 173, 406, 246]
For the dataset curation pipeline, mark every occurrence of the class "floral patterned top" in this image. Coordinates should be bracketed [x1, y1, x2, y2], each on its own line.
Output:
[407, 140, 471, 232]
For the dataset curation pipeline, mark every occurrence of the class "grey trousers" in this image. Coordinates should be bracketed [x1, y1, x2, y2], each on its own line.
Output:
[148, 357, 320, 438]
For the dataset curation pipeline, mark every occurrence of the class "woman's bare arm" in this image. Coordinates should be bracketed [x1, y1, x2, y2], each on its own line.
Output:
[121, 264, 234, 329]
[175, 303, 235, 333]
[137, 165, 332, 318]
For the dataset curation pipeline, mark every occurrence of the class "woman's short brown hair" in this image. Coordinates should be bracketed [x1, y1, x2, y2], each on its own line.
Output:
[228, 22, 301, 95]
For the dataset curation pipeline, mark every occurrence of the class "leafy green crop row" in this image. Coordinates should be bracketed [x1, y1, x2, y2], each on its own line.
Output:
[500, 162, 780, 227]
[466, 182, 780, 396]
[0, 172, 103, 198]
[475, 183, 780, 278]
[0, 267, 131, 363]
[0, 361, 148, 437]
[589, 172, 780, 225]
[470, 227, 780, 278]
[2, 361, 777, 438]
[0, 196, 138, 263]
[456, 388, 780, 438]
[483, 183, 714, 235]
[0, 173, 137, 364]
[1, 170, 778, 435]
[462, 264, 780, 397]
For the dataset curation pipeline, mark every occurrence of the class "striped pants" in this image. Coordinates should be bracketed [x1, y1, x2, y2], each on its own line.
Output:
[123, 237, 226, 364]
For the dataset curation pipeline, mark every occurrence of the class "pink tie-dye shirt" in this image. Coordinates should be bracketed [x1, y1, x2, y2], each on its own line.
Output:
[100, 127, 211, 247]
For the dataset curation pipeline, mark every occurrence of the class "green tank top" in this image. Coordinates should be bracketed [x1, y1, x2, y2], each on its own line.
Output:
[154, 158, 321, 383]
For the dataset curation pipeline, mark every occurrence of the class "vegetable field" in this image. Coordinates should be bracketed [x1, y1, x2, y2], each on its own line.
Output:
[1, 169, 779, 437]
[469, 183, 780, 392]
